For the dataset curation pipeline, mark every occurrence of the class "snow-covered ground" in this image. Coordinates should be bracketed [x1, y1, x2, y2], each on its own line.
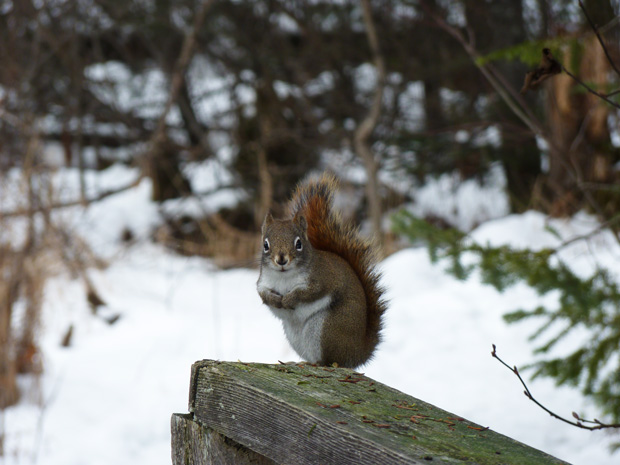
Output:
[3, 165, 619, 465]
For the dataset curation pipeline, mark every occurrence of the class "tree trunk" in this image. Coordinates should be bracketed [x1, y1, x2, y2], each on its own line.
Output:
[545, 36, 613, 216]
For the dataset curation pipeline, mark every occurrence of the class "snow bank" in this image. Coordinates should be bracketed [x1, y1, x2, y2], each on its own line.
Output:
[3, 165, 618, 465]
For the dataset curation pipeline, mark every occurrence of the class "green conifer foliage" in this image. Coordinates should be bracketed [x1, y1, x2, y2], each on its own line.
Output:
[393, 211, 620, 422]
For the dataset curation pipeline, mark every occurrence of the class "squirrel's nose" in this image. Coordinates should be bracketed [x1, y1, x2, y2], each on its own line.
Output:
[275, 254, 289, 266]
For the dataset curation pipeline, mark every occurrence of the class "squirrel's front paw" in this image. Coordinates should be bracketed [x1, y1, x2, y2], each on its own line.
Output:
[262, 289, 283, 308]
[281, 293, 298, 310]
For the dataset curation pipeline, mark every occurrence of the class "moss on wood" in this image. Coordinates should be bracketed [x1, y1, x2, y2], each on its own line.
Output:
[179, 360, 568, 465]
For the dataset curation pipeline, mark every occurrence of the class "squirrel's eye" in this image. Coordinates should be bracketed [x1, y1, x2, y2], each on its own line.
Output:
[263, 238, 270, 253]
[294, 237, 303, 251]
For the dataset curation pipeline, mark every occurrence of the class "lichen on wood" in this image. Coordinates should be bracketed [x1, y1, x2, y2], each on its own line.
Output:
[173, 360, 569, 465]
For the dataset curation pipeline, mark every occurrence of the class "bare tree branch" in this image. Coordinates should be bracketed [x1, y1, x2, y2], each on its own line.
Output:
[421, 2, 545, 139]
[153, 0, 216, 141]
[0, 176, 144, 219]
[491, 344, 620, 431]
[355, 0, 386, 249]
[423, 2, 620, 243]
[561, 65, 620, 110]
[578, 0, 620, 78]
[550, 212, 620, 254]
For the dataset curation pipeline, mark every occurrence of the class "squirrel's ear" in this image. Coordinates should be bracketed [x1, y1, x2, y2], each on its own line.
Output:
[294, 213, 308, 231]
[262, 212, 274, 235]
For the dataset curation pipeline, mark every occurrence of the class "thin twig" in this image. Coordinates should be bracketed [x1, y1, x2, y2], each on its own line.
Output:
[578, 0, 620, 78]
[420, 2, 544, 139]
[0, 176, 144, 219]
[561, 65, 620, 109]
[153, 0, 216, 139]
[550, 212, 620, 254]
[491, 344, 620, 430]
[423, 2, 620, 243]
[486, 59, 543, 126]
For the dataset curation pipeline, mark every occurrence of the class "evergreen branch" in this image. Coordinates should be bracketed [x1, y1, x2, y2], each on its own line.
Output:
[394, 212, 620, 420]
[491, 344, 620, 431]
[578, 0, 620, 78]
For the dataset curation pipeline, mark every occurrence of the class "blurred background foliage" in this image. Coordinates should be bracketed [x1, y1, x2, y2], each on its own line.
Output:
[1, 0, 618, 225]
[0, 0, 620, 427]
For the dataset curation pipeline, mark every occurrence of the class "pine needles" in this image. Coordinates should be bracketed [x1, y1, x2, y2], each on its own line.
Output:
[393, 210, 620, 423]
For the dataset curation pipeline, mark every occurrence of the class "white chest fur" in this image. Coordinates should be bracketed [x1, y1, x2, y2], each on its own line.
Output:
[257, 268, 330, 363]
[257, 267, 308, 296]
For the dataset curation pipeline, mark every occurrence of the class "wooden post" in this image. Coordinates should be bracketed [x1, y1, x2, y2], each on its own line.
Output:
[171, 360, 569, 465]
[171, 412, 275, 465]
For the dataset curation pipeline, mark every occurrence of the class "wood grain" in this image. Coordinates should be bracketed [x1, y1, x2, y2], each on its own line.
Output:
[173, 360, 569, 465]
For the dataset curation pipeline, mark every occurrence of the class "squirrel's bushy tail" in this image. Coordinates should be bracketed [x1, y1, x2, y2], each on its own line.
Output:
[289, 173, 387, 358]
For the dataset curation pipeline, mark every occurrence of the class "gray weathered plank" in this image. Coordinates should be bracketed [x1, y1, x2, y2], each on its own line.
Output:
[171, 412, 276, 465]
[182, 360, 569, 465]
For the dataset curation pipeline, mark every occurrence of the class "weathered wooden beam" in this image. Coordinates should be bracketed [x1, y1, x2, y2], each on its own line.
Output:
[171, 413, 276, 465]
[172, 360, 569, 465]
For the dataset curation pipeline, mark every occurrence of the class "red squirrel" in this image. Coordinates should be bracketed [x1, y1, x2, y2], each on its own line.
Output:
[257, 173, 387, 368]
